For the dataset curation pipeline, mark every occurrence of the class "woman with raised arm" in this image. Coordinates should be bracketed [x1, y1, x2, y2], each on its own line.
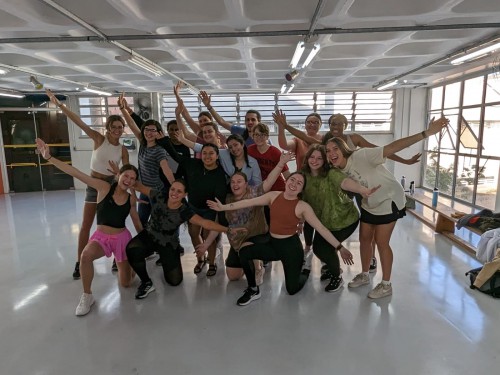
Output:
[301, 144, 379, 292]
[118, 95, 175, 226]
[274, 111, 323, 259]
[247, 122, 290, 191]
[325, 116, 450, 299]
[159, 135, 229, 277]
[175, 129, 262, 186]
[198, 89, 262, 146]
[36, 138, 141, 316]
[45, 89, 129, 280]
[173, 83, 226, 151]
[125, 179, 247, 299]
[208, 172, 354, 306]
[274, 109, 421, 274]
[197, 152, 293, 284]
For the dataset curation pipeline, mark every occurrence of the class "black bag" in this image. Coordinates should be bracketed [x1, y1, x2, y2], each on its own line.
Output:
[465, 267, 500, 298]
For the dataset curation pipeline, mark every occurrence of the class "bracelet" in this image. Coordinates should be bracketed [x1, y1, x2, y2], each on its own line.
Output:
[207, 106, 213, 111]
[58, 103, 64, 108]
[46, 156, 52, 160]
[335, 243, 343, 251]
[421, 131, 427, 139]
[119, 106, 124, 110]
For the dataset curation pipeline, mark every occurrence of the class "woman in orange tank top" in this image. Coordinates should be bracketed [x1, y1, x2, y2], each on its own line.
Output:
[207, 172, 355, 306]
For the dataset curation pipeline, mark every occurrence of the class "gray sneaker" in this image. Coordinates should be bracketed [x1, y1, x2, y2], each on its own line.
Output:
[368, 283, 393, 299]
[348, 272, 370, 288]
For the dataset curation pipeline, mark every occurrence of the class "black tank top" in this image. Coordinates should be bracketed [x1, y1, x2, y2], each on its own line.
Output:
[96, 182, 131, 228]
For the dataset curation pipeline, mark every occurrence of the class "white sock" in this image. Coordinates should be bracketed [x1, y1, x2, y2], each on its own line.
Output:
[381, 280, 391, 286]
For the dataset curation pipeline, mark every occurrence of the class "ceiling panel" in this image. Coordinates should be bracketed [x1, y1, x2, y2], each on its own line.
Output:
[0, 0, 498, 94]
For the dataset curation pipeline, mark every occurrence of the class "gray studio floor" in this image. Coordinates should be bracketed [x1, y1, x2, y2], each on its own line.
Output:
[0, 190, 498, 375]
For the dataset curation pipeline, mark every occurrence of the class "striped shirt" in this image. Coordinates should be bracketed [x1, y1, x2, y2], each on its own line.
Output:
[138, 144, 168, 190]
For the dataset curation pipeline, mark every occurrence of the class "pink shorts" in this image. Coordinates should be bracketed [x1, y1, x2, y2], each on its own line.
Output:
[89, 229, 132, 262]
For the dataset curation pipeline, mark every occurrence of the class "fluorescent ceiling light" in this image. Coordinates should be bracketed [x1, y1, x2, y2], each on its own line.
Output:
[376, 80, 399, 91]
[116, 54, 164, 77]
[290, 42, 321, 69]
[450, 42, 500, 65]
[302, 43, 320, 68]
[290, 42, 306, 69]
[0, 89, 24, 98]
[84, 87, 112, 96]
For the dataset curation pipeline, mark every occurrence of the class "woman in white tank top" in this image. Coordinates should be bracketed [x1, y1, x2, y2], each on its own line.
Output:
[46, 89, 129, 280]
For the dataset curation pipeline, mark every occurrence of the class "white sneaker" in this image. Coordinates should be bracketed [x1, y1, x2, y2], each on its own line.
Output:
[75, 293, 95, 316]
[368, 283, 393, 299]
[348, 273, 370, 288]
[255, 266, 265, 286]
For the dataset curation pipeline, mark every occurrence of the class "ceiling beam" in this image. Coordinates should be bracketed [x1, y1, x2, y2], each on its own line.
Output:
[1, 23, 500, 44]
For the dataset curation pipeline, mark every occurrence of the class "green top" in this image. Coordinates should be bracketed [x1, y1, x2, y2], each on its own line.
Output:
[302, 169, 359, 230]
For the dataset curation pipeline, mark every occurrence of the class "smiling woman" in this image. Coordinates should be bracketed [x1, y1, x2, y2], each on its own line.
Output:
[35, 137, 142, 316]
[124, 178, 245, 299]
[207, 171, 353, 306]
[45, 89, 130, 280]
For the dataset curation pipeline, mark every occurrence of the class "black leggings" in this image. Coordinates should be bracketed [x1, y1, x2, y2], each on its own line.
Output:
[312, 220, 359, 277]
[239, 234, 308, 295]
[126, 230, 183, 286]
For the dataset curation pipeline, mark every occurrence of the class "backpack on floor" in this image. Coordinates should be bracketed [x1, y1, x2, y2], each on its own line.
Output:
[465, 267, 500, 298]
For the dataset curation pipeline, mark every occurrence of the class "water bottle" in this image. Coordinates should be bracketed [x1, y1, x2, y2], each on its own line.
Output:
[432, 187, 439, 207]
[401, 176, 406, 190]
[409, 181, 415, 195]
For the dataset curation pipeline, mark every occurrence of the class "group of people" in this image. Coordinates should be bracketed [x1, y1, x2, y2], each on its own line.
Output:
[40, 86, 450, 316]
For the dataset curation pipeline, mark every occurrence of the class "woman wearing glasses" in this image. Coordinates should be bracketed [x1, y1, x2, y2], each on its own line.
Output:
[247, 123, 290, 192]
[118, 97, 175, 226]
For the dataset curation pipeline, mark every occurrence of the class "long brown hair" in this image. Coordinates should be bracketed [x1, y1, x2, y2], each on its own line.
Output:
[326, 137, 354, 159]
[301, 144, 329, 178]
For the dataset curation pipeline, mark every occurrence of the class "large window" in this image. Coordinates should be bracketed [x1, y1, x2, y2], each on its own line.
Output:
[424, 73, 500, 210]
[77, 96, 135, 136]
[161, 91, 394, 134]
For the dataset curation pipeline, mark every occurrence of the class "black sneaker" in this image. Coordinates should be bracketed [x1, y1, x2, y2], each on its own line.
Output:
[369, 257, 377, 273]
[72, 262, 80, 280]
[111, 259, 118, 272]
[135, 281, 155, 299]
[325, 276, 344, 292]
[155, 258, 162, 266]
[237, 287, 261, 306]
[320, 271, 332, 281]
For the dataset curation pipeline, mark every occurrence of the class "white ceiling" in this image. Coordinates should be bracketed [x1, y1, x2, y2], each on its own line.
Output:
[0, 0, 499, 95]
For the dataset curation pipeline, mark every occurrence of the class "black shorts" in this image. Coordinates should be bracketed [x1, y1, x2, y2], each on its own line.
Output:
[84, 175, 116, 203]
[360, 201, 406, 225]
